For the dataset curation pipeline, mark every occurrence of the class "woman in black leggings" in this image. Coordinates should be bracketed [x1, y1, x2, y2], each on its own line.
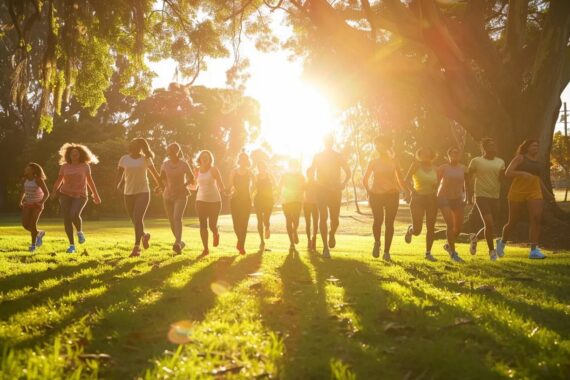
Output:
[116, 138, 161, 257]
[253, 160, 274, 252]
[303, 167, 319, 252]
[229, 152, 252, 255]
[194, 150, 226, 257]
[362, 136, 404, 260]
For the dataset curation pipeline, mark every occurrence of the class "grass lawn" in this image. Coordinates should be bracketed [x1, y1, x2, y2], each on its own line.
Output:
[0, 212, 569, 379]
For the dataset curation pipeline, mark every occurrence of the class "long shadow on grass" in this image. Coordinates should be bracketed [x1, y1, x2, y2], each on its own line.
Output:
[305, 254, 506, 380]
[92, 252, 263, 379]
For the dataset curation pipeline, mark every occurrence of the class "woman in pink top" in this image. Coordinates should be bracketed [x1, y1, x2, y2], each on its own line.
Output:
[51, 143, 101, 254]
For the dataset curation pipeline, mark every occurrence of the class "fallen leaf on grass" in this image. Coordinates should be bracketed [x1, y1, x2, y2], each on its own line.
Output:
[211, 365, 243, 376]
[441, 317, 474, 330]
[475, 284, 496, 292]
[529, 326, 539, 337]
[456, 280, 467, 286]
[383, 322, 415, 336]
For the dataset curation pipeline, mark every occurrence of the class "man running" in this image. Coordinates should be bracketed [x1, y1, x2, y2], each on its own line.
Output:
[467, 138, 505, 260]
[310, 135, 351, 258]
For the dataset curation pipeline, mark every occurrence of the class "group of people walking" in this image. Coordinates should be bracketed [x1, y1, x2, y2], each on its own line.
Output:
[20, 135, 552, 260]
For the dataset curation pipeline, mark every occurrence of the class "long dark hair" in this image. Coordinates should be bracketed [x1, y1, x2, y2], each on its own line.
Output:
[516, 139, 539, 155]
[129, 138, 154, 159]
[58, 143, 99, 165]
[26, 162, 47, 180]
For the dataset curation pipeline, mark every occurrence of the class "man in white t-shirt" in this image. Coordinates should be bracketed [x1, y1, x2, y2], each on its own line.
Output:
[468, 138, 505, 260]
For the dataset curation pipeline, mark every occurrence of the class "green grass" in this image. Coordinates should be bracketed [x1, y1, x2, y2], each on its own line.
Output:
[0, 214, 569, 379]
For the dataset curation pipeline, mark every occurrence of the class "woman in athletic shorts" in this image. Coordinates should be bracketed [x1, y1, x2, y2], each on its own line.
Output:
[403, 147, 439, 261]
[194, 150, 225, 257]
[303, 167, 319, 252]
[437, 147, 468, 262]
[362, 136, 404, 261]
[280, 160, 305, 253]
[497, 139, 553, 259]
[20, 163, 49, 252]
[253, 160, 274, 252]
[228, 152, 253, 255]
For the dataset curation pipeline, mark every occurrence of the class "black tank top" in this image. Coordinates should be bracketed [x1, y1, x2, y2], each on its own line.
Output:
[518, 156, 542, 176]
[233, 171, 251, 200]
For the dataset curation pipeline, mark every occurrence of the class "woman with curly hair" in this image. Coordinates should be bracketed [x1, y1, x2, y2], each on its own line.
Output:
[51, 143, 101, 253]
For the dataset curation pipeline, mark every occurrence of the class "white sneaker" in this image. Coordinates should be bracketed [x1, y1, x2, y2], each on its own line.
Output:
[489, 249, 498, 261]
[496, 239, 505, 257]
[529, 248, 546, 259]
[469, 233, 477, 255]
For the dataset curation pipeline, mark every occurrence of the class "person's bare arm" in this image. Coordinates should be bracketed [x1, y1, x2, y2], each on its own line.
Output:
[85, 165, 101, 204]
[464, 166, 473, 204]
[505, 155, 531, 178]
[147, 160, 162, 188]
[212, 167, 226, 194]
[50, 174, 64, 200]
[115, 167, 125, 193]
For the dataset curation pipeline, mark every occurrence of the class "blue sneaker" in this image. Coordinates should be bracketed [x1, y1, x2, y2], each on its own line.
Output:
[77, 231, 86, 244]
[66, 245, 76, 254]
[372, 241, 380, 258]
[496, 239, 505, 257]
[322, 247, 331, 259]
[28, 245, 36, 253]
[451, 252, 464, 263]
[35, 231, 45, 247]
[529, 248, 546, 259]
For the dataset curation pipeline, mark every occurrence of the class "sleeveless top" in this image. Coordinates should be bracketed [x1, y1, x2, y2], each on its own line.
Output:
[282, 173, 305, 204]
[196, 169, 221, 202]
[437, 164, 465, 200]
[232, 171, 251, 201]
[24, 179, 44, 204]
[255, 174, 273, 200]
[369, 158, 399, 194]
[412, 166, 438, 195]
[518, 156, 542, 176]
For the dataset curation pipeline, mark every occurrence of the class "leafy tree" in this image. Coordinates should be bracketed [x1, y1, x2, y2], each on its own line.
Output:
[551, 131, 570, 201]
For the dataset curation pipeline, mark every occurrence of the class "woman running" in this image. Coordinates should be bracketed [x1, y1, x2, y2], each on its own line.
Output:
[437, 147, 468, 262]
[228, 152, 253, 255]
[362, 136, 404, 260]
[52, 143, 101, 253]
[116, 138, 161, 257]
[280, 160, 305, 253]
[160, 142, 194, 255]
[303, 167, 319, 252]
[403, 148, 439, 261]
[497, 139, 553, 259]
[194, 150, 225, 257]
[20, 163, 49, 252]
[253, 160, 274, 252]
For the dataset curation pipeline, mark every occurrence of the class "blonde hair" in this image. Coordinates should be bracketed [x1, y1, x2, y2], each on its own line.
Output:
[58, 143, 99, 165]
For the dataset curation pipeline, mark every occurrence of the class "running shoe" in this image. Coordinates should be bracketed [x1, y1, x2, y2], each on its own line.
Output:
[213, 232, 220, 247]
[469, 233, 477, 255]
[322, 247, 331, 259]
[489, 249, 498, 261]
[329, 233, 336, 248]
[180, 241, 186, 250]
[66, 245, 76, 254]
[443, 243, 453, 257]
[405, 225, 413, 244]
[382, 252, 391, 261]
[372, 241, 381, 258]
[77, 231, 86, 244]
[173, 242, 182, 255]
[142, 233, 151, 249]
[425, 253, 437, 262]
[35, 231, 45, 247]
[529, 248, 546, 259]
[129, 246, 141, 257]
[28, 245, 36, 253]
[451, 252, 464, 263]
[496, 238, 505, 257]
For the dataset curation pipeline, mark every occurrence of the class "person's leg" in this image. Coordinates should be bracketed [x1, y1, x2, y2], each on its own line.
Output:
[311, 204, 319, 246]
[283, 203, 295, 245]
[70, 197, 88, 233]
[59, 195, 75, 245]
[239, 201, 251, 250]
[230, 198, 240, 247]
[369, 194, 383, 243]
[163, 198, 176, 239]
[476, 199, 496, 251]
[28, 207, 42, 246]
[304, 203, 312, 241]
[527, 199, 544, 248]
[501, 201, 525, 242]
[329, 191, 341, 244]
[254, 198, 265, 243]
[173, 198, 188, 243]
[21, 207, 33, 243]
[318, 199, 330, 250]
[383, 193, 399, 253]
[195, 201, 209, 251]
[451, 205, 465, 251]
[292, 202, 301, 244]
[132, 193, 150, 246]
[410, 197, 426, 237]
[425, 196, 438, 254]
[440, 206, 455, 252]
[209, 202, 221, 237]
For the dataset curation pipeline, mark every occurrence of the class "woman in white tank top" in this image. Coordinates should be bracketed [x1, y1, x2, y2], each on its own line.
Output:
[194, 150, 225, 256]
[19, 163, 50, 252]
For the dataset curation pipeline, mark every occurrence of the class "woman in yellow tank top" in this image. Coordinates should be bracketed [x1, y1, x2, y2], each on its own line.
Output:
[403, 147, 438, 261]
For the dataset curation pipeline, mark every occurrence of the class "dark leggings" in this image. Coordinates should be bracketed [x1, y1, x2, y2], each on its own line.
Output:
[195, 201, 221, 249]
[124, 192, 150, 246]
[231, 197, 251, 248]
[254, 196, 273, 239]
[59, 194, 88, 245]
[303, 202, 319, 240]
[22, 206, 43, 245]
[283, 202, 302, 244]
[369, 192, 399, 252]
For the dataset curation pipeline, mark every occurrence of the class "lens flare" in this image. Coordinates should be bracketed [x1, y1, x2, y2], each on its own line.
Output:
[210, 280, 230, 295]
[167, 320, 193, 344]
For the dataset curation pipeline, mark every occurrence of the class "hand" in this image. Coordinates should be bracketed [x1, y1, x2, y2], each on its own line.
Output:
[92, 194, 101, 205]
[19, 201, 24, 209]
